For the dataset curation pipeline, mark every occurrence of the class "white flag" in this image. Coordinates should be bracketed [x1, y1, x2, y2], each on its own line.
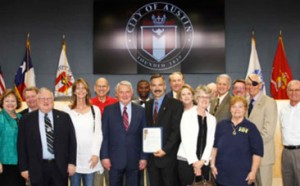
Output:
[54, 38, 74, 97]
[246, 35, 266, 94]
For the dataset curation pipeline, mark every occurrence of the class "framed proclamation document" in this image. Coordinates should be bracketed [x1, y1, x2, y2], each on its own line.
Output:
[143, 127, 162, 153]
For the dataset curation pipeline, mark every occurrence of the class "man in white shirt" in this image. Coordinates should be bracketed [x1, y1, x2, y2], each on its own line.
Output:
[209, 74, 232, 123]
[279, 80, 300, 186]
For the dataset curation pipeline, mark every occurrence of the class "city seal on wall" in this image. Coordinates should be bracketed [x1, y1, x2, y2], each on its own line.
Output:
[125, 2, 194, 71]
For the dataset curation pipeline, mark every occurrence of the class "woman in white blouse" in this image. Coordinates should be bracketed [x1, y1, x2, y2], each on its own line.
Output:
[177, 85, 217, 186]
[65, 78, 103, 186]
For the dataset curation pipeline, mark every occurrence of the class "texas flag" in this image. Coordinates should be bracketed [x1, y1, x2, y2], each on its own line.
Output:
[14, 34, 36, 101]
[54, 36, 74, 97]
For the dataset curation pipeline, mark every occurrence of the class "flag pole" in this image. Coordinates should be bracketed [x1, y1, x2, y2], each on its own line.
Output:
[62, 34, 69, 96]
[26, 33, 30, 88]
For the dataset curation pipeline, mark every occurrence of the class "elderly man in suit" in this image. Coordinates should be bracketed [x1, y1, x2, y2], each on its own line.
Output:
[100, 80, 147, 186]
[18, 87, 77, 186]
[246, 73, 277, 186]
[145, 74, 183, 186]
[166, 72, 185, 99]
[209, 74, 232, 123]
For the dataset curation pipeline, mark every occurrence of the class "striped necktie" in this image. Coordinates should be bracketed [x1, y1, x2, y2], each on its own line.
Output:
[153, 101, 158, 124]
[213, 98, 220, 115]
[44, 113, 54, 154]
[123, 106, 129, 131]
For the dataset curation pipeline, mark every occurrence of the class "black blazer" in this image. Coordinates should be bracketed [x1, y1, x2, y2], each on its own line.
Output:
[145, 96, 183, 168]
[19, 108, 29, 116]
[165, 91, 174, 98]
[18, 109, 77, 183]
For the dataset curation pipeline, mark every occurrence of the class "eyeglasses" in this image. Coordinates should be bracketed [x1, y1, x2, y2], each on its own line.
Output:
[247, 76, 260, 86]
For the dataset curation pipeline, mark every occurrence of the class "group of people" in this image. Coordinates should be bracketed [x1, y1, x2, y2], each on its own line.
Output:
[0, 71, 299, 186]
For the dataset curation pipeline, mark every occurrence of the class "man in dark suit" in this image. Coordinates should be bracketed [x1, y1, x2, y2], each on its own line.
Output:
[132, 79, 150, 108]
[18, 87, 77, 186]
[19, 86, 39, 116]
[145, 74, 183, 186]
[165, 72, 185, 99]
[100, 80, 147, 186]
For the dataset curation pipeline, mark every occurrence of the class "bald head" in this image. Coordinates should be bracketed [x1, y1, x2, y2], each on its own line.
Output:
[94, 77, 110, 99]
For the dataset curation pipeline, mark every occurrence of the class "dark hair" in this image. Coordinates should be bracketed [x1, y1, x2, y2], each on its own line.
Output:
[150, 74, 165, 82]
[137, 80, 149, 87]
[70, 78, 91, 109]
[0, 89, 22, 109]
[232, 79, 246, 86]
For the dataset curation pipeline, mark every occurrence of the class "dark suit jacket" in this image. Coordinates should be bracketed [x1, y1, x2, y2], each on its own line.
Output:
[165, 91, 174, 98]
[100, 102, 147, 170]
[19, 108, 29, 116]
[18, 109, 77, 183]
[145, 96, 183, 168]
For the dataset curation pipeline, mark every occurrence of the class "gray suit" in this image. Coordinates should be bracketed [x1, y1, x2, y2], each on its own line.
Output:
[209, 93, 232, 123]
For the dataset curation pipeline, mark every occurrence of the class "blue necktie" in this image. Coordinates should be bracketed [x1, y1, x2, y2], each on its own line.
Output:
[248, 99, 254, 117]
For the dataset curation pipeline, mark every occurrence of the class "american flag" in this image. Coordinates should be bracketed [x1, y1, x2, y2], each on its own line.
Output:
[0, 66, 6, 96]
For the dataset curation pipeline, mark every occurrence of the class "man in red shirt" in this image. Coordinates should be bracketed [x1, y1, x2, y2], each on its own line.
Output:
[91, 77, 118, 186]
[91, 77, 118, 115]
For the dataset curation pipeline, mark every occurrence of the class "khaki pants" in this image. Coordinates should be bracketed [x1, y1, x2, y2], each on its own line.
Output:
[94, 171, 109, 186]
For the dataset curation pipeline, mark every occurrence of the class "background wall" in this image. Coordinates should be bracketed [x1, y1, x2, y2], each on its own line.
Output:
[1, 0, 300, 97]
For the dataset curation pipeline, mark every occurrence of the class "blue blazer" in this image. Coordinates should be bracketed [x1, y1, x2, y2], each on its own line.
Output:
[100, 102, 147, 170]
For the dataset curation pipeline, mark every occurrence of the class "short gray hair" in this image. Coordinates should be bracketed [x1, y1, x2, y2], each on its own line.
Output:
[216, 74, 232, 85]
[115, 80, 133, 94]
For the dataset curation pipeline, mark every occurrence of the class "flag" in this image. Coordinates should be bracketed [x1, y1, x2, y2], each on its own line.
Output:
[14, 34, 36, 101]
[270, 34, 293, 99]
[0, 66, 6, 96]
[54, 37, 74, 97]
[246, 34, 266, 94]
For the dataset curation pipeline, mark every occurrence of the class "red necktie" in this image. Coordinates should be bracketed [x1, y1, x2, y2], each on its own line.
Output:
[123, 106, 129, 131]
[153, 101, 158, 124]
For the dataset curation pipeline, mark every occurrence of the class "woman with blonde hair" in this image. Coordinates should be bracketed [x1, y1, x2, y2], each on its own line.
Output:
[177, 84, 195, 110]
[64, 78, 103, 186]
[177, 85, 217, 185]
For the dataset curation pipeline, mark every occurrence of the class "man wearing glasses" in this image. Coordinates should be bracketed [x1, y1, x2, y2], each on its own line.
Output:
[246, 73, 277, 186]
[18, 88, 77, 186]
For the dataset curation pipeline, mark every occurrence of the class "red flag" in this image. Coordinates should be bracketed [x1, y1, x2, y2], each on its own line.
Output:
[270, 35, 293, 99]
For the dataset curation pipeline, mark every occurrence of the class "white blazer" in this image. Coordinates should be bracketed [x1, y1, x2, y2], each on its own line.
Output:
[177, 106, 216, 165]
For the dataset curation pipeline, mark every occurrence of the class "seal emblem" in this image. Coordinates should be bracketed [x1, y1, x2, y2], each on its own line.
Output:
[125, 2, 194, 70]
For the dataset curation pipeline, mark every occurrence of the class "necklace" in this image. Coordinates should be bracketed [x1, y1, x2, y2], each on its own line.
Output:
[231, 123, 239, 135]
